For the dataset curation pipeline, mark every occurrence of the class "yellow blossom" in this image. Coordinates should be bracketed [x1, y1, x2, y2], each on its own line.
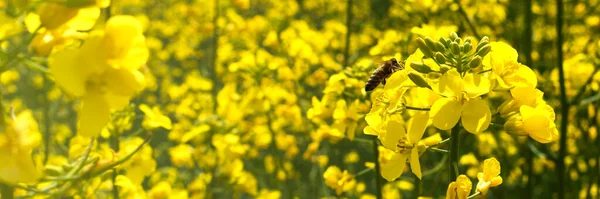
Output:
[446, 175, 472, 199]
[0, 110, 42, 183]
[476, 158, 503, 195]
[323, 166, 356, 195]
[140, 104, 172, 130]
[49, 15, 148, 137]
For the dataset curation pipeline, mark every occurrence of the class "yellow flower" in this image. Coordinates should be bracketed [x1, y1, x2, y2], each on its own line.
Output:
[476, 158, 503, 196]
[497, 87, 544, 117]
[446, 175, 472, 199]
[120, 137, 156, 185]
[380, 112, 429, 181]
[484, 42, 537, 90]
[323, 166, 356, 195]
[49, 15, 148, 137]
[139, 104, 172, 130]
[148, 181, 172, 199]
[0, 110, 42, 183]
[332, 99, 360, 140]
[168, 144, 195, 168]
[430, 69, 491, 134]
[504, 104, 559, 143]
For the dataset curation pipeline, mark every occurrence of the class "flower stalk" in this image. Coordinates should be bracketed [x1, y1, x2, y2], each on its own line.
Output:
[449, 124, 461, 181]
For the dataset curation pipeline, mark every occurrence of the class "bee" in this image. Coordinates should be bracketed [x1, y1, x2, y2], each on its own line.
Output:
[365, 58, 404, 92]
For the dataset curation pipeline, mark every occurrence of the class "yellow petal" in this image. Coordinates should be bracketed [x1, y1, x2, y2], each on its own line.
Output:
[79, 91, 110, 137]
[434, 69, 462, 97]
[49, 48, 86, 96]
[381, 153, 407, 181]
[103, 68, 145, 97]
[363, 126, 378, 136]
[431, 98, 462, 130]
[407, 111, 428, 143]
[333, 100, 347, 120]
[463, 73, 490, 98]
[410, 149, 422, 179]
[382, 121, 406, 150]
[65, 7, 101, 31]
[461, 99, 491, 134]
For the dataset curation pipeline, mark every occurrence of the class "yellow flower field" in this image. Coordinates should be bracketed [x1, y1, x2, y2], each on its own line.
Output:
[0, 0, 598, 198]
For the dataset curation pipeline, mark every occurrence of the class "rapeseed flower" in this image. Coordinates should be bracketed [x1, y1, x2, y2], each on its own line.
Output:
[49, 15, 148, 137]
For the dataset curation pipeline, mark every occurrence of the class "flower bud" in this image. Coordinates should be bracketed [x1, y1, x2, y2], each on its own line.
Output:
[464, 37, 472, 44]
[503, 114, 528, 136]
[435, 41, 446, 52]
[410, 62, 433, 73]
[463, 42, 473, 53]
[424, 37, 438, 53]
[408, 71, 431, 89]
[440, 37, 451, 48]
[434, 52, 446, 63]
[476, 38, 489, 52]
[477, 45, 492, 57]
[44, 165, 65, 176]
[439, 65, 451, 74]
[416, 37, 433, 57]
[450, 42, 460, 55]
[469, 56, 482, 68]
[450, 32, 459, 41]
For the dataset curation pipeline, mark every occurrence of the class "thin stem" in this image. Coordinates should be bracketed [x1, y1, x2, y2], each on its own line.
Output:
[110, 130, 120, 199]
[42, 75, 51, 165]
[467, 191, 481, 199]
[449, 125, 461, 181]
[454, 0, 480, 39]
[343, 0, 352, 67]
[372, 138, 382, 199]
[0, 184, 14, 199]
[429, 138, 451, 148]
[405, 106, 430, 111]
[355, 167, 373, 177]
[428, 147, 449, 153]
[556, 0, 568, 198]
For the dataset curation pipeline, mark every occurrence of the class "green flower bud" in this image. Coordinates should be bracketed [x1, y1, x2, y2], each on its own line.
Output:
[434, 52, 446, 63]
[408, 71, 431, 89]
[464, 37, 472, 44]
[463, 43, 473, 53]
[439, 65, 451, 73]
[410, 61, 433, 73]
[477, 44, 492, 57]
[44, 165, 65, 176]
[440, 37, 451, 48]
[476, 40, 489, 52]
[424, 37, 438, 53]
[450, 32, 459, 41]
[435, 41, 446, 52]
[416, 37, 433, 57]
[469, 56, 482, 68]
[450, 42, 460, 55]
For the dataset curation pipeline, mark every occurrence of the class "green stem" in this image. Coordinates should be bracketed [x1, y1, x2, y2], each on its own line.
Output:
[555, 0, 567, 198]
[372, 138, 382, 199]
[0, 183, 14, 199]
[454, 0, 480, 39]
[405, 106, 430, 111]
[467, 191, 481, 199]
[355, 167, 373, 177]
[449, 125, 460, 181]
[429, 138, 451, 148]
[343, 0, 352, 67]
[428, 147, 449, 153]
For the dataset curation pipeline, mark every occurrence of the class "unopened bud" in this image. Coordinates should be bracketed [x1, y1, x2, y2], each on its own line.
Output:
[410, 62, 433, 73]
[424, 37, 438, 53]
[44, 165, 65, 176]
[435, 41, 446, 52]
[504, 114, 528, 136]
[450, 42, 460, 55]
[469, 56, 482, 68]
[463, 43, 473, 53]
[434, 52, 446, 63]
[477, 45, 492, 57]
[408, 71, 431, 89]
[464, 37, 472, 44]
[439, 65, 451, 73]
[416, 38, 433, 57]
[450, 32, 459, 41]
